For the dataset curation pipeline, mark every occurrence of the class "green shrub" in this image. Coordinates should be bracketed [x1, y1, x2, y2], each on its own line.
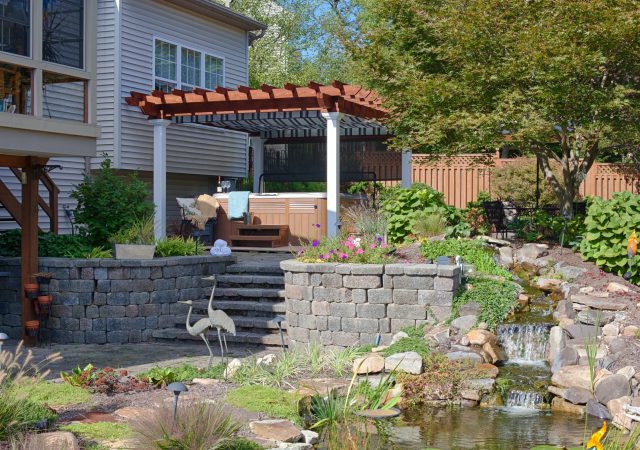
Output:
[381, 184, 469, 242]
[0, 391, 57, 441]
[0, 230, 94, 258]
[452, 278, 519, 330]
[225, 386, 301, 425]
[110, 216, 154, 245]
[71, 158, 154, 247]
[492, 159, 557, 207]
[154, 236, 199, 257]
[138, 363, 225, 386]
[464, 192, 492, 236]
[511, 211, 586, 245]
[580, 192, 640, 284]
[420, 239, 511, 277]
[342, 202, 388, 238]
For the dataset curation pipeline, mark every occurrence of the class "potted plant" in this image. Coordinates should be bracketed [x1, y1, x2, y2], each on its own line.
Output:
[24, 283, 39, 299]
[25, 320, 40, 337]
[36, 295, 53, 316]
[111, 216, 156, 260]
[33, 272, 53, 285]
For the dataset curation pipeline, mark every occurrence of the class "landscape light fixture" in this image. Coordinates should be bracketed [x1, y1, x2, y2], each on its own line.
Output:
[167, 381, 188, 421]
[0, 332, 8, 353]
[273, 315, 286, 351]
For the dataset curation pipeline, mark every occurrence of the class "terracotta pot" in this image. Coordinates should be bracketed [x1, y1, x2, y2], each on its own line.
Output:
[37, 295, 52, 316]
[25, 320, 40, 337]
[35, 273, 53, 285]
[24, 283, 39, 299]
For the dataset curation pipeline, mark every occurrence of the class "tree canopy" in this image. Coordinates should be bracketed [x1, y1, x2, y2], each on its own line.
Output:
[346, 0, 640, 213]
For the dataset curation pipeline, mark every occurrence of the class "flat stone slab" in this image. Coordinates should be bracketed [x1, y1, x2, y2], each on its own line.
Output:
[384, 351, 423, 374]
[294, 378, 350, 396]
[31, 432, 79, 450]
[249, 419, 302, 443]
[571, 294, 629, 311]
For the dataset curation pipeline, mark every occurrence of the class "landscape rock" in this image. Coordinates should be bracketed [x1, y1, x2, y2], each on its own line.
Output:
[359, 374, 394, 389]
[295, 378, 350, 397]
[608, 337, 629, 354]
[607, 282, 630, 294]
[616, 366, 636, 381]
[385, 351, 423, 374]
[257, 354, 277, 366]
[595, 374, 631, 405]
[275, 443, 312, 450]
[390, 331, 409, 345]
[482, 341, 506, 364]
[460, 389, 482, 401]
[552, 365, 604, 390]
[475, 363, 499, 378]
[622, 325, 639, 337]
[576, 310, 613, 326]
[563, 387, 594, 405]
[571, 294, 628, 311]
[450, 315, 477, 334]
[555, 265, 587, 281]
[31, 432, 80, 450]
[371, 345, 389, 353]
[446, 351, 483, 363]
[463, 378, 496, 393]
[114, 406, 154, 420]
[548, 385, 566, 397]
[224, 358, 242, 378]
[607, 396, 633, 430]
[467, 329, 496, 346]
[353, 355, 385, 375]
[548, 326, 566, 363]
[499, 246, 514, 267]
[558, 318, 575, 328]
[551, 397, 585, 415]
[564, 324, 601, 340]
[518, 243, 549, 260]
[459, 336, 470, 346]
[249, 419, 303, 443]
[586, 399, 612, 420]
[579, 286, 595, 294]
[536, 278, 564, 292]
[191, 378, 221, 386]
[301, 430, 319, 445]
[425, 325, 450, 346]
[602, 322, 621, 337]
[458, 302, 482, 317]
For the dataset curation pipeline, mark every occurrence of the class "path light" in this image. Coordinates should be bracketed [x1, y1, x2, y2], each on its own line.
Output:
[273, 316, 286, 351]
[167, 381, 188, 421]
[0, 332, 8, 353]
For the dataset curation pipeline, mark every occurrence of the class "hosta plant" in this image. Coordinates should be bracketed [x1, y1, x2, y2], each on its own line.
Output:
[580, 192, 640, 284]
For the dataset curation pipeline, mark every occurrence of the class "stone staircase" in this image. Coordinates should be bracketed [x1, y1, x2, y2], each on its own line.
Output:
[152, 261, 288, 346]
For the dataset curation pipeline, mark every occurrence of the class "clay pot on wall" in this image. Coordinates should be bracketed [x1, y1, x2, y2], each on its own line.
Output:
[36, 295, 53, 316]
[24, 283, 39, 300]
[25, 320, 40, 337]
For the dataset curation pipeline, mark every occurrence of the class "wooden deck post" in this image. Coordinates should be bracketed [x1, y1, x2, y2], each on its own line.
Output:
[21, 158, 39, 345]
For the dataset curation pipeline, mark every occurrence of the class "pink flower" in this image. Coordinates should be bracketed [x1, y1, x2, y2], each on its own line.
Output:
[340, 253, 349, 259]
[346, 243, 354, 250]
[370, 243, 376, 249]
[357, 248, 364, 255]
[380, 243, 387, 249]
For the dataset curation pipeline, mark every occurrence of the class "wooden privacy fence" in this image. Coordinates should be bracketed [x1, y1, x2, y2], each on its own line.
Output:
[410, 154, 638, 209]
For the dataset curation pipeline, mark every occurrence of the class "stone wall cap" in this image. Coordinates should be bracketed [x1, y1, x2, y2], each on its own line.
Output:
[281, 259, 336, 273]
[403, 264, 438, 275]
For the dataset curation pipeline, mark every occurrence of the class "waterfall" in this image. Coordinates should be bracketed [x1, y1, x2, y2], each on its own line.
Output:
[497, 324, 551, 363]
[506, 390, 545, 409]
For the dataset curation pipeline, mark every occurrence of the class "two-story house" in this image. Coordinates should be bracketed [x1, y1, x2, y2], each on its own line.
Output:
[0, 0, 266, 234]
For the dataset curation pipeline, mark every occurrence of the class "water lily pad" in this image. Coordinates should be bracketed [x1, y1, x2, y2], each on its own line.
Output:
[355, 408, 401, 419]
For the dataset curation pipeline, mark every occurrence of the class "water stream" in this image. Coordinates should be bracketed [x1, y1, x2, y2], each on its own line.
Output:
[389, 274, 600, 449]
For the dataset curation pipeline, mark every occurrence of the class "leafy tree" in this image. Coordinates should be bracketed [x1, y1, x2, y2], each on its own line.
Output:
[71, 159, 154, 247]
[346, 0, 640, 216]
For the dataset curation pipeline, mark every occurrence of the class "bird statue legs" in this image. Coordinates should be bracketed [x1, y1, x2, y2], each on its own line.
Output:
[201, 333, 214, 369]
[217, 327, 225, 366]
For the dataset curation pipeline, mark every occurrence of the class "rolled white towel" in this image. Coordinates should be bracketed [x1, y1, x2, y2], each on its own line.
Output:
[210, 247, 223, 256]
[214, 239, 228, 248]
[220, 246, 232, 256]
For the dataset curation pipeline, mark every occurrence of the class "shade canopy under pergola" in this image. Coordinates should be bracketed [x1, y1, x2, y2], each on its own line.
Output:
[125, 81, 410, 239]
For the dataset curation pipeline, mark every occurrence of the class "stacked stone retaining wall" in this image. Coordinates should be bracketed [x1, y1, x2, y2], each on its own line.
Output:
[0, 256, 234, 343]
[280, 260, 461, 348]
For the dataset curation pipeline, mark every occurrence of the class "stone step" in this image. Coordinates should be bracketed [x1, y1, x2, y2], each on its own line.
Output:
[173, 314, 287, 330]
[152, 328, 287, 346]
[215, 274, 284, 287]
[224, 264, 284, 275]
[189, 300, 287, 314]
[211, 287, 285, 299]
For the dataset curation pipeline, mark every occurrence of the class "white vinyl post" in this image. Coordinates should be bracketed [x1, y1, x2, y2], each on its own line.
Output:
[401, 149, 412, 188]
[251, 136, 265, 193]
[322, 112, 343, 237]
[151, 119, 171, 240]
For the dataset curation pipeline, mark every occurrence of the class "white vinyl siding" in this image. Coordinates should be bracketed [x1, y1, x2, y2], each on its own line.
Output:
[95, 0, 117, 163]
[119, 0, 249, 177]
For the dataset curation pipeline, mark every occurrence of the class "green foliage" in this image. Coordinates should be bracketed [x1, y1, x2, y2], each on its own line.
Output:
[60, 422, 132, 442]
[342, 202, 388, 239]
[354, 371, 401, 411]
[0, 392, 56, 441]
[326, 346, 372, 378]
[110, 215, 155, 245]
[71, 158, 154, 247]
[492, 160, 558, 208]
[464, 192, 492, 236]
[130, 402, 240, 450]
[382, 337, 431, 361]
[421, 239, 511, 278]
[351, 0, 640, 214]
[381, 184, 469, 243]
[346, 181, 384, 196]
[217, 437, 264, 450]
[411, 212, 447, 240]
[453, 278, 519, 330]
[9, 380, 90, 407]
[296, 233, 393, 264]
[226, 386, 302, 425]
[512, 211, 586, 246]
[580, 192, 640, 284]
[396, 354, 467, 407]
[154, 236, 199, 257]
[0, 230, 96, 258]
[139, 364, 226, 386]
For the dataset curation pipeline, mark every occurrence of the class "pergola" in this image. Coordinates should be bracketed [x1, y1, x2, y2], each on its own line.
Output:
[125, 81, 412, 239]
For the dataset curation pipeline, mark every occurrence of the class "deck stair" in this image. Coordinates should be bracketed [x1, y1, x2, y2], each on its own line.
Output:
[152, 261, 288, 346]
[230, 224, 289, 248]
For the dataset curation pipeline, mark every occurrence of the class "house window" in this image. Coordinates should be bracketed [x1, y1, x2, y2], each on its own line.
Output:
[0, 0, 30, 57]
[0, 63, 32, 114]
[43, 0, 84, 69]
[154, 38, 224, 93]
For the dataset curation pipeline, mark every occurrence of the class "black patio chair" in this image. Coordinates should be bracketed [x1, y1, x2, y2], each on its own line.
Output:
[482, 201, 508, 239]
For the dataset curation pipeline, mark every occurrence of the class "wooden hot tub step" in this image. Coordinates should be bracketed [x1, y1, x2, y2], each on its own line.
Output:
[231, 224, 289, 248]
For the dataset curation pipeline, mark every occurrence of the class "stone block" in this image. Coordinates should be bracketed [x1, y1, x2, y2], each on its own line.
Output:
[125, 305, 139, 317]
[93, 293, 107, 305]
[368, 289, 393, 304]
[108, 268, 128, 280]
[96, 280, 111, 293]
[292, 273, 310, 286]
[437, 265, 461, 277]
[404, 264, 437, 276]
[130, 292, 150, 305]
[350, 264, 384, 275]
[50, 329, 74, 343]
[330, 303, 356, 318]
[150, 267, 163, 279]
[158, 315, 176, 328]
[286, 312, 299, 327]
[384, 264, 405, 275]
[328, 316, 341, 331]
[179, 288, 203, 301]
[46, 317, 61, 329]
[129, 267, 151, 279]
[73, 331, 85, 344]
[78, 292, 93, 306]
[80, 267, 94, 280]
[61, 317, 79, 331]
[393, 289, 418, 305]
[153, 278, 175, 290]
[146, 317, 159, 329]
[163, 266, 186, 278]
[51, 304, 72, 317]
[72, 305, 84, 319]
[335, 264, 351, 275]
[342, 317, 379, 334]
[393, 275, 434, 290]
[352, 289, 367, 303]
[343, 276, 381, 289]
[299, 314, 317, 330]
[388, 304, 427, 320]
[391, 319, 417, 333]
[92, 318, 107, 331]
[79, 318, 92, 331]
[107, 331, 129, 343]
[128, 330, 142, 343]
[320, 331, 332, 345]
[284, 272, 293, 284]
[434, 276, 459, 292]
[290, 300, 312, 315]
[310, 273, 322, 286]
[151, 290, 178, 303]
[321, 273, 343, 288]
[93, 268, 108, 280]
[107, 292, 130, 306]
[316, 316, 328, 331]
[379, 318, 391, 333]
[332, 331, 359, 347]
[428, 306, 452, 323]
[311, 301, 330, 316]
[357, 303, 386, 319]
[281, 260, 336, 273]
[132, 279, 153, 292]
[285, 284, 313, 300]
[418, 290, 454, 306]
[55, 292, 80, 306]
[288, 326, 310, 343]
[382, 275, 393, 288]
[140, 303, 161, 316]
[85, 331, 107, 344]
[312, 287, 351, 303]
[100, 305, 126, 318]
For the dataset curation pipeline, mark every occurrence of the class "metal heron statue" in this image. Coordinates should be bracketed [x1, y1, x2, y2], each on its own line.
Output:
[178, 300, 215, 368]
[204, 277, 236, 366]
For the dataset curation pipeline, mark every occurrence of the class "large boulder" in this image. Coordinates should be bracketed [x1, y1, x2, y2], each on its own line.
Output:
[30, 432, 79, 450]
[499, 247, 514, 267]
[607, 396, 633, 430]
[249, 419, 303, 443]
[577, 310, 613, 326]
[384, 351, 423, 374]
[518, 243, 548, 260]
[571, 294, 629, 311]
[594, 374, 631, 405]
[548, 326, 566, 362]
[551, 397, 585, 415]
[555, 264, 587, 281]
[482, 341, 506, 364]
[551, 347, 579, 373]
[552, 365, 609, 390]
[563, 387, 595, 405]
[586, 399, 612, 420]
[353, 355, 385, 375]
[446, 351, 483, 363]
[467, 329, 496, 346]
[451, 315, 477, 334]
[425, 325, 450, 346]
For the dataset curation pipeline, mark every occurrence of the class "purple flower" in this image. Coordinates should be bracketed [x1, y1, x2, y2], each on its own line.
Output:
[377, 236, 383, 243]
[319, 254, 326, 260]
[329, 249, 335, 254]
[312, 240, 319, 247]
[340, 253, 348, 259]
[313, 223, 321, 228]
